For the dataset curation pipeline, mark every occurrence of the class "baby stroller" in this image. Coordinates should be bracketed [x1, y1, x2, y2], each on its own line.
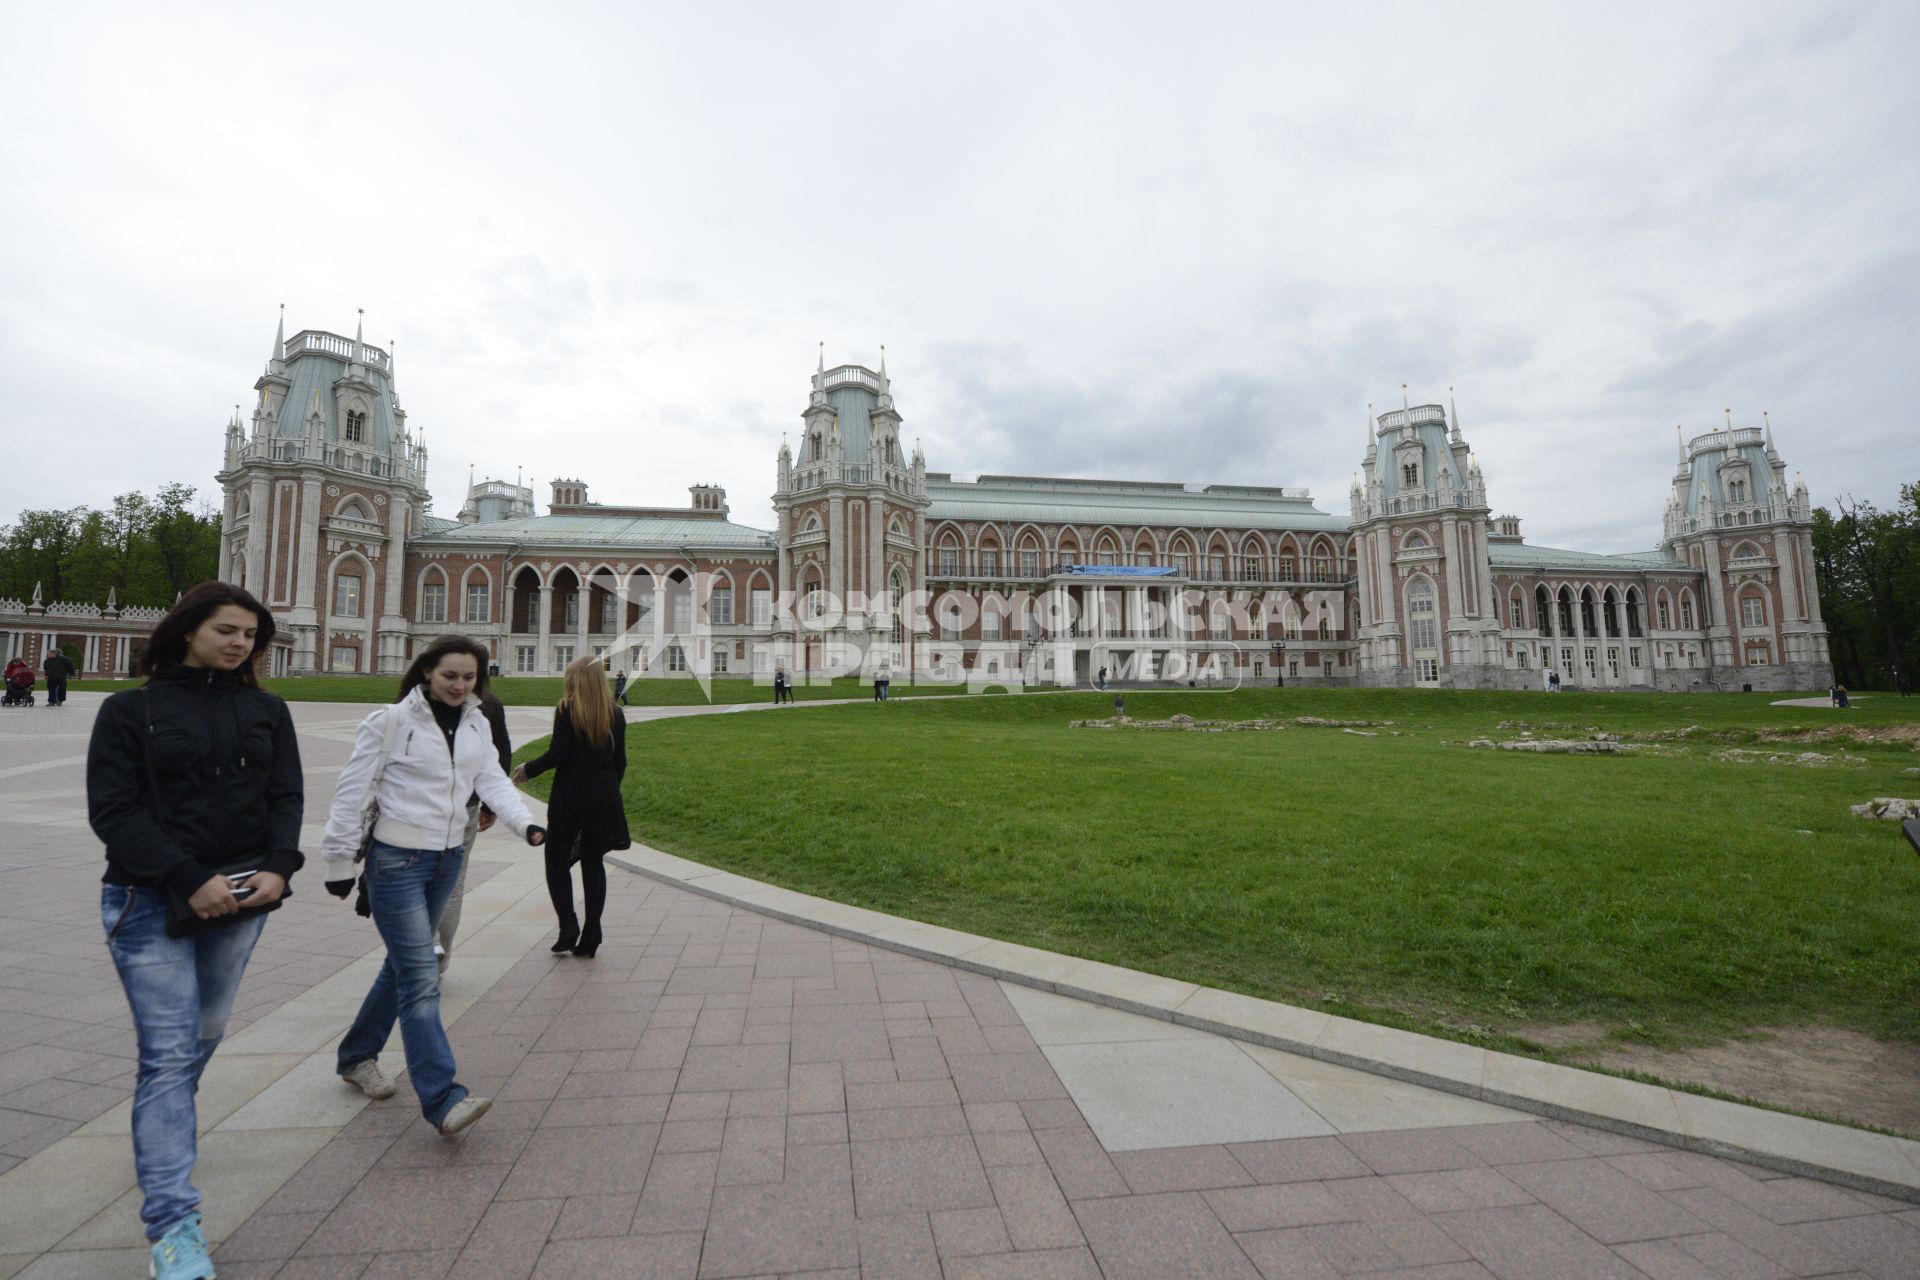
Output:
[2, 662, 34, 707]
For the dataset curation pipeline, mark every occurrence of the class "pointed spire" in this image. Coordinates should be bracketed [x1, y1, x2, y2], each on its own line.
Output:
[389, 338, 397, 384]
[1794, 469, 1807, 491]
[1763, 410, 1775, 451]
[273, 303, 286, 361]
[817, 341, 825, 373]
[354, 308, 365, 362]
[1365, 402, 1374, 451]
[879, 344, 887, 377]
[1723, 406, 1732, 432]
[30, 580, 42, 606]
[1676, 424, 1686, 466]
[105, 586, 117, 611]
[1449, 386, 1461, 440]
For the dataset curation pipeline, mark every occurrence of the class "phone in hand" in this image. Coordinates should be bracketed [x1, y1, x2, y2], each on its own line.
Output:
[228, 870, 259, 902]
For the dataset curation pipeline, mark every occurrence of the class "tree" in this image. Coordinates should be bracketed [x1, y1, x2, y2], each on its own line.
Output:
[0, 484, 221, 607]
[1812, 485, 1919, 690]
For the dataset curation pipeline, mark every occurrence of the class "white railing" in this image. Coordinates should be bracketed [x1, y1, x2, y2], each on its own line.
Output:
[1687, 428, 1763, 457]
[47, 602, 102, 619]
[823, 365, 880, 391]
[1376, 405, 1446, 430]
[286, 330, 390, 369]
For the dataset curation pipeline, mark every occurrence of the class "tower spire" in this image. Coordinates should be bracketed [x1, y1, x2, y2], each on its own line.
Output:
[817, 341, 824, 373]
[1676, 424, 1685, 466]
[1365, 402, 1374, 452]
[274, 303, 285, 360]
[354, 308, 365, 362]
[1449, 385, 1461, 442]
[1763, 410, 1775, 452]
[879, 344, 887, 377]
[1723, 406, 1732, 432]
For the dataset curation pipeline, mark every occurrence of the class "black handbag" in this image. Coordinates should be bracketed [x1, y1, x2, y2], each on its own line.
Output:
[142, 688, 288, 938]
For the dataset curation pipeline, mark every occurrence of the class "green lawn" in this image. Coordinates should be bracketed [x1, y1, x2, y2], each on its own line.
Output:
[530, 687, 1920, 1056]
[71, 674, 969, 706]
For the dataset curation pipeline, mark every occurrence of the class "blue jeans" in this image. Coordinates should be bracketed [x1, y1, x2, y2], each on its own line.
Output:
[101, 884, 266, 1241]
[336, 841, 467, 1127]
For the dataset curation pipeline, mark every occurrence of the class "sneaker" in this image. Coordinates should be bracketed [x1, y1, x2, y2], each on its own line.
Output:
[340, 1058, 397, 1100]
[149, 1212, 214, 1279]
[438, 1095, 492, 1137]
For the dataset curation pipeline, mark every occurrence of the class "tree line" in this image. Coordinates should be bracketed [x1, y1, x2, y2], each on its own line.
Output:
[1812, 483, 1918, 691]
[0, 483, 221, 608]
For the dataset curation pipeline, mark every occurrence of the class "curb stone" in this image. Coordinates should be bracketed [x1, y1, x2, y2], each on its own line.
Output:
[607, 845, 1920, 1203]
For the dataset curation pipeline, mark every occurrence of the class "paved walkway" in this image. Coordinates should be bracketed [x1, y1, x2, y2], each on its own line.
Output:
[1, 695, 1916, 1278]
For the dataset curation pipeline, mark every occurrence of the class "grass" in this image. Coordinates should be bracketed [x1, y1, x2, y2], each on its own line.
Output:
[526, 686, 1920, 1054]
[70, 674, 969, 706]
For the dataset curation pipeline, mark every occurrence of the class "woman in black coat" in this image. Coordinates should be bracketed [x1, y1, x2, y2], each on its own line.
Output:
[86, 582, 303, 1275]
[514, 655, 629, 957]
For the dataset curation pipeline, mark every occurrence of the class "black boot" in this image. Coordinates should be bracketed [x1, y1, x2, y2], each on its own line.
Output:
[570, 924, 601, 959]
[550, 919, 579, 954]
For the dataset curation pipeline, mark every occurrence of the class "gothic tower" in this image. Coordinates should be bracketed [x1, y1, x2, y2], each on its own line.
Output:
[1349, 394, 1501, 687]
[218, 308, 431, 675]
[771, 346, 929, 678]
[1661, 415, 1829, 687]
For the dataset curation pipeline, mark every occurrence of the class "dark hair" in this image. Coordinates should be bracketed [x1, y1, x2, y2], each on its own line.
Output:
[397, 635, 493, 703]
[139, 581, 276, 686]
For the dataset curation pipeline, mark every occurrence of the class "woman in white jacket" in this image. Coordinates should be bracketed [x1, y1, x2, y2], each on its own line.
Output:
[322, 636, 545, 1137]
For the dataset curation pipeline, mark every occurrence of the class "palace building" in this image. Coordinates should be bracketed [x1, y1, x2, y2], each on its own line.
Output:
[213, 313, 1831, 691]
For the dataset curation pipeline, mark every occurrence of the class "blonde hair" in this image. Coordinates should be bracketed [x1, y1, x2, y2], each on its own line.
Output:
[561, 655, 616, 747]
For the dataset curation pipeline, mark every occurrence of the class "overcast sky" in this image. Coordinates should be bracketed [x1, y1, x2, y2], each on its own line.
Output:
[3, 1, 1914, 559]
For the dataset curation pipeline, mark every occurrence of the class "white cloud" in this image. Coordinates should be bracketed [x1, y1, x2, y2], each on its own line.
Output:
[1, 0, 1913, 553]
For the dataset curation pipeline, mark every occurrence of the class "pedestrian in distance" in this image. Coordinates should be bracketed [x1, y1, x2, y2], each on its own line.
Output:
[43, 647, 73, 705]
[614, 668, 628, 706]
[435, 688, 513, 976]
[86, 582, 305, 1280]
[880, 665, 891, 701]
[323, 636, 545, 1139]
[873, 670, 884, 701]
[1835, 683, 1850, 709]
[513, 654, 630, 958]
[774, 665, 789, 704]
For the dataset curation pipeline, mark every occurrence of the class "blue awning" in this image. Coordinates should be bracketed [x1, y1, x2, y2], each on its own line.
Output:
[1056, 565, 1178, 577]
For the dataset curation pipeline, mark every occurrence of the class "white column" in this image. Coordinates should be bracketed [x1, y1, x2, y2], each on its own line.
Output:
[828, 496, 846, 611]
[536, 584, 552, 672]
[245, 475, 271, 595]
[1799, 531, 1823, 624]
[293, 476, 322, 610]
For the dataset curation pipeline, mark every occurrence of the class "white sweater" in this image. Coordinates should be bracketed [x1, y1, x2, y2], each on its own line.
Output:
[322, 689, 533, 874]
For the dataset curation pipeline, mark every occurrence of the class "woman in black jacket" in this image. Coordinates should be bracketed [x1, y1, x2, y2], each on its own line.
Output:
[86, 581, 303, 1280]
[513, 654, 629, 957]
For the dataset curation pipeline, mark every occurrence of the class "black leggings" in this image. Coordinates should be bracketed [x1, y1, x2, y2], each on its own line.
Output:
[545, 846, 606, 930]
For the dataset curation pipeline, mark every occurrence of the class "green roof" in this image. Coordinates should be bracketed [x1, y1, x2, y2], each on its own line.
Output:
[925, 474, 1348, 532]
[413, 513, 775, 553]
[1489, 543, 1695, 574]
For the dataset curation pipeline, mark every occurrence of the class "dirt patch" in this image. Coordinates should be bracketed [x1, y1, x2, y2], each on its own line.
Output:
[1521, 1025, 1920, 1136]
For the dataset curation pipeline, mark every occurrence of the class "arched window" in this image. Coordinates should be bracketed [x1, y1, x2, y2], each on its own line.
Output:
[1508, 588, 1526, 630]
[1535, 584, 1553, 636]
[1739, 591, 1767, 629]
[418, 567, 448, 624]
[1403, 531, 1429, 550]
[1407, 579, 1438, 684]
[344, 409, 366, 443]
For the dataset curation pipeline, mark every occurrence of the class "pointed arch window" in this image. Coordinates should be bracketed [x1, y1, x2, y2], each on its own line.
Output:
[345, 410, 366, 443]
